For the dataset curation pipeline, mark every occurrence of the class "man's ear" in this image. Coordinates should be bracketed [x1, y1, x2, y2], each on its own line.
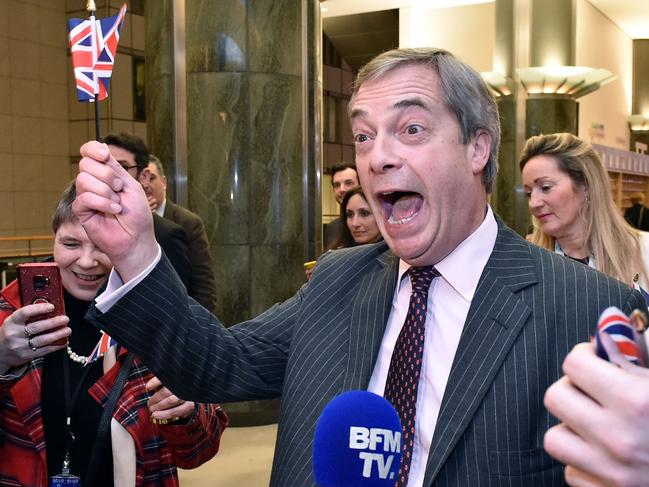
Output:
[468, 129, 491, 175]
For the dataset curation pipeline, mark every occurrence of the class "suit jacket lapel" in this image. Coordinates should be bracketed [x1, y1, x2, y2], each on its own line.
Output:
[343, 250, 400, 390]
[423, 222, 538, 484]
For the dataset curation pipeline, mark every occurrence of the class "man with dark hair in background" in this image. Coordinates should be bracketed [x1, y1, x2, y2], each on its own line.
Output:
[323, 162, 359, 249]
[142, 155, 217, 312]
[99, 133, 191, 288]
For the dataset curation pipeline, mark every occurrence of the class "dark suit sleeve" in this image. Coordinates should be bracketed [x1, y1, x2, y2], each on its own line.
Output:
[87, 254, 298, 404]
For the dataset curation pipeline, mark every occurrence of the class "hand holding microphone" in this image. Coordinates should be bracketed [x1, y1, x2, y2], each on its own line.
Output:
[313, 390, 402, 487]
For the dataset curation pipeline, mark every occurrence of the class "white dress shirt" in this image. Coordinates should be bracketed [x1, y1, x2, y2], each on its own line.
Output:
[154, 199, 166, 218]
[367, 206, 497, 487]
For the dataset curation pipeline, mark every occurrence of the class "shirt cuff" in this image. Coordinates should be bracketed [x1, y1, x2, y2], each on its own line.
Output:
[95, 245, 162, 313]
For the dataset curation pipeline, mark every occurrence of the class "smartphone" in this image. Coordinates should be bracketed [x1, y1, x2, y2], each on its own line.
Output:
[17, 263, 66, 343]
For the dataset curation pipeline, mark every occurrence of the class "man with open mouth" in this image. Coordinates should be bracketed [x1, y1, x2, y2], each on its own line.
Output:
[73, 47, 644, 486]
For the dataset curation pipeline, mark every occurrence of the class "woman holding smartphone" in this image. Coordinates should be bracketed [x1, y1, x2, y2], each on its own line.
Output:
[0, 182, 228, 487]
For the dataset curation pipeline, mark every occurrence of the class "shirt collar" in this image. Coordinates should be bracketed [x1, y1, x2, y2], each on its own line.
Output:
[397, 205, 498, 302]
[155, 198, 167, 217]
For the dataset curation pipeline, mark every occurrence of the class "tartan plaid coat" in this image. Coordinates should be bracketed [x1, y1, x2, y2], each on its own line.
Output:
[0, 279, 228, 487]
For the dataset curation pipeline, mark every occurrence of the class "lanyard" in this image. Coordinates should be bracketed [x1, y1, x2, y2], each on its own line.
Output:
[61, 352, 95, 449]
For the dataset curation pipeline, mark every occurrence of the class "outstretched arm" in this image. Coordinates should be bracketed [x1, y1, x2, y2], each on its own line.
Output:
[73, 141, 158, 282]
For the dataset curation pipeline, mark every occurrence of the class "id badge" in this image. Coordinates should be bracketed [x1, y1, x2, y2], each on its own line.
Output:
[49, 473, 81, 486]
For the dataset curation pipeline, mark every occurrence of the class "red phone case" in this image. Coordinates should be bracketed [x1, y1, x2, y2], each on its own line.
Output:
[17, 263, 66, 335]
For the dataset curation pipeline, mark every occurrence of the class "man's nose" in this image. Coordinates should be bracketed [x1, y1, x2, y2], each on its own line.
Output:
[368, 134, 403, 174]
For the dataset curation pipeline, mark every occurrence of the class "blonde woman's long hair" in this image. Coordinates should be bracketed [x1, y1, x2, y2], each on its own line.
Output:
[519, 133, 647, 286]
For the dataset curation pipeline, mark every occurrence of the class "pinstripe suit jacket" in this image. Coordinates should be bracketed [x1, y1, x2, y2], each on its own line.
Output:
[88, 220, 645, 486]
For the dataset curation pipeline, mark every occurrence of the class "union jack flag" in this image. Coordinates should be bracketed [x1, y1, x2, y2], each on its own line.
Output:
[67, 4, 127, 102]
[86, 331, 118, 366]
[596, 307, 642, 365]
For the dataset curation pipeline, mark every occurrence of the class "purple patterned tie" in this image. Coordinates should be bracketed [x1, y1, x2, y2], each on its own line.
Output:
[384, 265, 439, 487]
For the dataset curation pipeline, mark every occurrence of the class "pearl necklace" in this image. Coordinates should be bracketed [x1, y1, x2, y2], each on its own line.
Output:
[66, 346, 103, 365]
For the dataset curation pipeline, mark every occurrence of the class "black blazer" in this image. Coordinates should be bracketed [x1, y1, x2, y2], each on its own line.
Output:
[153, 213, 190, 288]
[89, 219, 645, 486]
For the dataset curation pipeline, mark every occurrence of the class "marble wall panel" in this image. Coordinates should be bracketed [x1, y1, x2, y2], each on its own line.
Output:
[526, 98, 578, 138]
[0, 116, 11, 153]
[145, 0, 174, 78]
[248, 0, 301, 76]
[0, 153, 11, 191]
[187, 71, 249, 245]
[0, 39, 9, 76]
[186, 0, 248, 73]
[248, 73, 303, 245]
[0, 0, 8, 36]
[145, 75, 174, 157]
[13, 191, 44, 232]
[250, 244, 305, 318]
[0, 191, 15, 231]
[12, 117, 42, 155]
[210, 244, 250, 324]
[8, 1, 39, 42]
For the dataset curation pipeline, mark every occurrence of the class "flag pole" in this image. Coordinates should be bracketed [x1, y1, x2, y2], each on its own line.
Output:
[87, 0, 100, 140]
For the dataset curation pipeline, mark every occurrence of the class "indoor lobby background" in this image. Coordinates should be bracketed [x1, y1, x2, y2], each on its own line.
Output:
[2, 1, 649, 485]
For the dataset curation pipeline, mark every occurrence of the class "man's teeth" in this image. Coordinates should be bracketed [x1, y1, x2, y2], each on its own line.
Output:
[388, 213, 417, 225]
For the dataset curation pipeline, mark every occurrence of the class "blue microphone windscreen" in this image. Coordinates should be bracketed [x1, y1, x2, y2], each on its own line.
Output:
[313, 390, 402, 487]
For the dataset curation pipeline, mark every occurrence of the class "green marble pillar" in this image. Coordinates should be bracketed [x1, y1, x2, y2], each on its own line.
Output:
[493, 97, 528, 235]
[144, 0, 176, 195]
[490, 0, 528, 235]
[145, 0, 321, 425]
[526, 97, 578, 137]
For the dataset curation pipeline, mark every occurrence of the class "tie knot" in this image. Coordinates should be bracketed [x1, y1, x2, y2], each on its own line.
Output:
[407, 266, 439, 295]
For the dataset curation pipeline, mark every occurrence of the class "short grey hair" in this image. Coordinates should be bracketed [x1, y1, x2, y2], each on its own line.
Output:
[148, 154, 166, 178]
[350, 47, 500, 193]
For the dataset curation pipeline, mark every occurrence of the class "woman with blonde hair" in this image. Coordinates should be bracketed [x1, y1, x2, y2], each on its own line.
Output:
[520, 132, 649, 287]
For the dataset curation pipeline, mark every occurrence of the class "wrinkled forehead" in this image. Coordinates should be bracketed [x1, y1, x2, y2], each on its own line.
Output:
[349, 64, 444, 120]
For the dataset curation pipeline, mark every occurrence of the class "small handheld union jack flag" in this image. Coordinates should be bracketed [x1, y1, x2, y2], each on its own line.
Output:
[596, 307, 643, 366]
[67, 3, 127, 102]
[85, 331, 118, 366]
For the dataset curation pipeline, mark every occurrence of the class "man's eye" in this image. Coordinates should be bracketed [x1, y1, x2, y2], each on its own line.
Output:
[406, 125, 422, 135]
[354, 134, 369, 143]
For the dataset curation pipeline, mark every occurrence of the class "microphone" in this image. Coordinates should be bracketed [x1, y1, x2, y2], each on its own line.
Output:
[313, 390, 402, 487]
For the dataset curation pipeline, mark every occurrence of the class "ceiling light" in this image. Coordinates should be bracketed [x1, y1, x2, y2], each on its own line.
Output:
[629, 114, 649, 132]
[480, 72, 513, 98]
[516, 66, 616, 98]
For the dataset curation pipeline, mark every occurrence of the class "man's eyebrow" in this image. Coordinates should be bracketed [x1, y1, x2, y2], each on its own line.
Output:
[393, 98, 429, 110]
[350, 107, 367, 120]
[350, 98, 430, 120]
